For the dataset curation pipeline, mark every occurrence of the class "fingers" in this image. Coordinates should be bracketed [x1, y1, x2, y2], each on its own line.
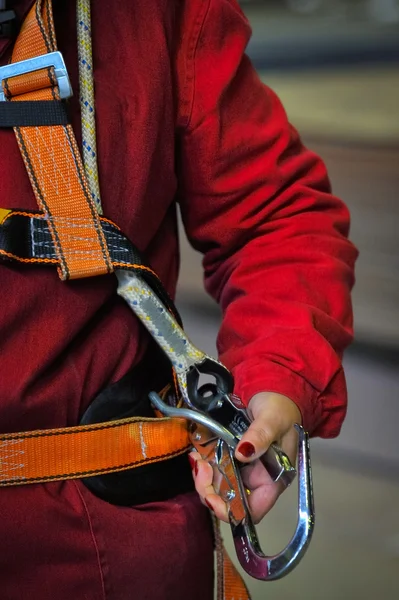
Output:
[236, 392, 301, 464]
[190, 450, 283, 525]
[239, 461, 284, 523]
[247, 486, 280, 524]
[188, 451, 228, 522]
[189, 392, 302, 525]
[235, 412, 279, 464]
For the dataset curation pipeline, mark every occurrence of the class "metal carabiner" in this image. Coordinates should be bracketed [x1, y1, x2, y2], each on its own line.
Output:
[116, 269, 314, 580]
[150, 391, 315, 581]
[227, 425, 314, 580]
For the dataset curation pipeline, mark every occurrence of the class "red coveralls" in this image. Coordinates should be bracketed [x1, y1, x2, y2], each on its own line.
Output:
[0, 1, 357, 598]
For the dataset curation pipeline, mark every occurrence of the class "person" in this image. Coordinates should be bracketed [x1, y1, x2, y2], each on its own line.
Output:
[0, 1, 357, 598]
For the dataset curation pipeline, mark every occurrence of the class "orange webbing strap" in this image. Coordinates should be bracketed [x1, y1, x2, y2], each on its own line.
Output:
[213, 515, 251, 600]
[3, 0, 112, 280]
[0, 415, 190, 487]
[222, 550, 251, 600]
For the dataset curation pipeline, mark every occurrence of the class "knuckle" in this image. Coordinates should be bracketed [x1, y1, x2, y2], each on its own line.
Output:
[250, 426, 273, 451]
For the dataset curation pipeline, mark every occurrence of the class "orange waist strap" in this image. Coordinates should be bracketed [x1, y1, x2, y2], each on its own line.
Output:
[0, 414, 190, 487]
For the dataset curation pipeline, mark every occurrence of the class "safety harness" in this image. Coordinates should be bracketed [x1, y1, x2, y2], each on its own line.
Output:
[0, 1, 252, 598]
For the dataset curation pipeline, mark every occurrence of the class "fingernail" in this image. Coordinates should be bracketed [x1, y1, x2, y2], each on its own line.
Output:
[194, 462, 199, 477]
[188, 454, 196, 470]
[205, 498, 214, 512]
[238, 442, 256, 458]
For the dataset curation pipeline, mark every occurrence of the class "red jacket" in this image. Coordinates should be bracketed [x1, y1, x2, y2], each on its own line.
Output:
[0, 1, 357, 598]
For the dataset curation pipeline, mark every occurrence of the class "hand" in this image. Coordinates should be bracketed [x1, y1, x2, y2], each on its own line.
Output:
[189, 392, 302, 524]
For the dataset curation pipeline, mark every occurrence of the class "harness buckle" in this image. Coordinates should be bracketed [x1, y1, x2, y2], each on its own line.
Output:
[0, 51, 73, 101]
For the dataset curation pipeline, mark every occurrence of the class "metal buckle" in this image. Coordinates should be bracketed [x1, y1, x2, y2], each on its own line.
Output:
[0, 51, 73, 102]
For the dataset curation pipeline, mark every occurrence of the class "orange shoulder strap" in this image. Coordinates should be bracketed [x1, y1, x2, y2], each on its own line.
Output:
[3, 0, 112, 280]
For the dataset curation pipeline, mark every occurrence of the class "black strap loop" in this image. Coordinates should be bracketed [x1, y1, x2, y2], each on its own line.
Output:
[0, 210, 183, 326]
[0, 100, 69, 127]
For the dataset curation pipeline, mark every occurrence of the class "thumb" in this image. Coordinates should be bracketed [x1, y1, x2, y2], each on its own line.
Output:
[235, 392, 302, 463]
[235, 412, 277, 463]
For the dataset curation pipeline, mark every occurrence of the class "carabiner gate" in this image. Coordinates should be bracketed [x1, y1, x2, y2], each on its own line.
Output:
[228, 424, 314, 580]
[150, 391, 315, 581]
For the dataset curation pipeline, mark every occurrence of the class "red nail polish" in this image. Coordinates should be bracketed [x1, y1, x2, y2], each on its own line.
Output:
[188, 454, 196, 470]
[238, 442, 256, 458]
[205, 499, 214, 512]
[194, 462, 199, 476]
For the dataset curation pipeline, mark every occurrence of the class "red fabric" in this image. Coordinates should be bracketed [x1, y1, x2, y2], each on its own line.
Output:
[0, 0, 357, 597]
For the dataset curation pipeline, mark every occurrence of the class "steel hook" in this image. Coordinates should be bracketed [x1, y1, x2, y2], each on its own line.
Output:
[149, 391, 315, 581]
[228, 424, 315, 580]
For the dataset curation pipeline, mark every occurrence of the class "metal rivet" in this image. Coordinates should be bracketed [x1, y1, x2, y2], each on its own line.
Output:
[224, 490, 235, 501]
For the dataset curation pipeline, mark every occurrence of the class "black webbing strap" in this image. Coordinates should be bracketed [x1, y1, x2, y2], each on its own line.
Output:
[0, 210, 182, 325]
[0, 100, 69, 127]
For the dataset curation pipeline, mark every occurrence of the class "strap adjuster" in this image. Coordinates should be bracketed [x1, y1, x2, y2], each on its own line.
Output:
[0, 51, 73, 101]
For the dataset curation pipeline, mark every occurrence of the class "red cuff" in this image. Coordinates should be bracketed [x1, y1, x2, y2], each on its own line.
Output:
[232, 359, 323, 436]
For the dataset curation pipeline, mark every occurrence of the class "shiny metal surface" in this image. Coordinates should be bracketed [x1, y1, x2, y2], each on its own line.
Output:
[149, 391, 238, 448]
[231, 425, 315, 580]
[0, 51, 73, 101]
[263, 442, 297, 486]
[204, 425, 314, 581]
[150, 389, 315, 580]
[149, 390, 296, 487]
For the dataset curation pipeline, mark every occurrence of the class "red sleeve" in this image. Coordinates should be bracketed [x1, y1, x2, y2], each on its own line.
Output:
[175, 0, 358, 438]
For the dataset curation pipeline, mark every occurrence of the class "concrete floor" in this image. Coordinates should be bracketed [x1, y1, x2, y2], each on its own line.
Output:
[176, 303, 399, 600]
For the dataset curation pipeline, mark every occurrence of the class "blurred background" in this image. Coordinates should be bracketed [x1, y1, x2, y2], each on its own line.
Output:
[175, 2, 399, 598]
